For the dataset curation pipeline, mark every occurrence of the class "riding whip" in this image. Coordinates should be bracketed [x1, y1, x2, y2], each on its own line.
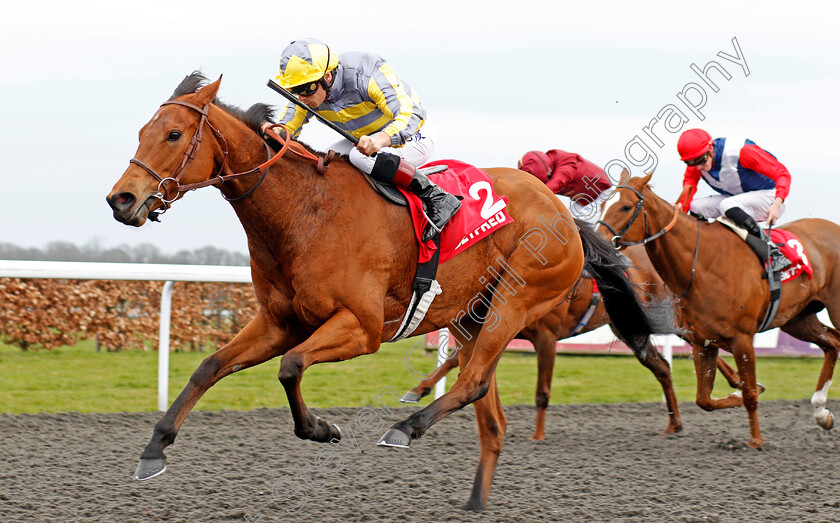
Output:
[266, 79, 359, 145]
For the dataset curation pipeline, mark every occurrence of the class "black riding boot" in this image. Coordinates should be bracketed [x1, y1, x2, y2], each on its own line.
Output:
[724, 207, 788, 273]
[407, 173, 462, 241]
[371, 152, 462, 241]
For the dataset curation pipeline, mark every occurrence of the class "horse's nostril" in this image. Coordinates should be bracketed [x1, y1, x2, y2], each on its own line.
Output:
[109, 192, 136, 211]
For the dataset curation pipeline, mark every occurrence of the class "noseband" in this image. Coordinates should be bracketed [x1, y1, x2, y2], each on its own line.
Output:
[127, 99, 324, 219]
[597, 184, 679, 249]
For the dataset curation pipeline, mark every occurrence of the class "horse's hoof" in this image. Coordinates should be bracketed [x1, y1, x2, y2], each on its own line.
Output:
[377, 428, 411, 448]
[817, 411, 834, 430]
[400, 391, 421, 404]
[661, 424, 683, 435]
[133, 458, 166, 480]
[331, 423, 343, 441]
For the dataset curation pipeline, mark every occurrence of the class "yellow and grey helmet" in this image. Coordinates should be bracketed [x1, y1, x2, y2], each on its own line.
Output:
[277, 38, 338, 90]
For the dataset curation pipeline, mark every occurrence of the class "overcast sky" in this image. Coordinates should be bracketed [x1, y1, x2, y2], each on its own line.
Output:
[3, 1, 839, 257]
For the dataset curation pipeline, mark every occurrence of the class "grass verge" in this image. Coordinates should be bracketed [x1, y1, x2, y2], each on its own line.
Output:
[0, 338, 825, 414]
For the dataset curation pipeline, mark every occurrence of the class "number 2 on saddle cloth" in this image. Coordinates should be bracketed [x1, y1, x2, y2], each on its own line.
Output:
[401, 159, 515, 264]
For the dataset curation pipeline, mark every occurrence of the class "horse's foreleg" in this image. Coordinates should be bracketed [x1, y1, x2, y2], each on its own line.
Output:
[465, 371, 506, 512]
[693, 344, 744, 411]
[634, 340, 682, 434]
[716, 356, 766, 394]
[278, 309, 376, 443]
[730, 337, 762, 449]
[400, 354, 459, 403]
[135, 311, 293, 480]
[530, 324, 558, 441]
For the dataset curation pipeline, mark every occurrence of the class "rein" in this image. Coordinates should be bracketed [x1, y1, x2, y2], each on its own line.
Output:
[598, 183, 700, 297]
[128, 100, 327, 216]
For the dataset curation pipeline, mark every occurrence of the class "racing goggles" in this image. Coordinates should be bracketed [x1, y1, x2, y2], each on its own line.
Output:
[290, 81, 321, 97]
[684, 152, 710, 167]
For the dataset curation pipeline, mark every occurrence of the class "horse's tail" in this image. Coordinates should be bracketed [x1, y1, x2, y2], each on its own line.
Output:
[575, 219, 678, 357]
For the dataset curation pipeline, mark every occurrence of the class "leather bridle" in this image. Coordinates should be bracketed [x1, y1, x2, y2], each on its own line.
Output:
[127, 99, 323, 219]
[597, 184, 679, 249]
[598, 184, 699, 297]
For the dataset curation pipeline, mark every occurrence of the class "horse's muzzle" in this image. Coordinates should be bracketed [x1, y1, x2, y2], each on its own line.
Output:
[107, 192, 145, 226]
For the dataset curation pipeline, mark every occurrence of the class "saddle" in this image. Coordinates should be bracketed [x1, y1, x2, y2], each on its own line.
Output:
[361, 163, 449, 206]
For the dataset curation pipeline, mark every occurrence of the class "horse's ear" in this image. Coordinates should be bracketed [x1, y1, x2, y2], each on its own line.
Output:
[619, 168, 631, 185]
[195, 75, 223, 105]
[640, 172, 653, 186]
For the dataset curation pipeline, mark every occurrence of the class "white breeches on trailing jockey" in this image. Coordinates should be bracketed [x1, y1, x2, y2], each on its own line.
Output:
[563, 188, 612, 227]
[689, 189, 784, 224]
[329, 121, 437, 175]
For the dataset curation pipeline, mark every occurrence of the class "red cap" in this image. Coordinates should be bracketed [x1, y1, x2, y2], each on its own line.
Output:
[677, 129, 713, 161]
[517, 151, 552, 182]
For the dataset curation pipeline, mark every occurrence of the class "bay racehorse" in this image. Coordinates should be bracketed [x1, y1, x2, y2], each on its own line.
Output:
[600, 174, 840, 449]
[106, 73, 671, 510]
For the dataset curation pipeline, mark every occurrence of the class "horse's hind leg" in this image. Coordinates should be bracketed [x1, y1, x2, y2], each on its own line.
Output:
[781, 313, 839, 430]
[634, 339, 682, 434]
[716, 356, 742, 388]
[466, 358, 507, 511]
[400, 354, 459, 403]
[530, 323, 558, 441]
[379, 240, 578, 447]
[135, 311, 293, 480]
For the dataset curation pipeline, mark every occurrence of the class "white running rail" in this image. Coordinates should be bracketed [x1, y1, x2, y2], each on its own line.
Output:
[0, 260, 252, 411]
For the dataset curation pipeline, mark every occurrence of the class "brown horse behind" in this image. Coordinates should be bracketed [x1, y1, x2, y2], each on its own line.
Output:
[600, 174, 840, 449]
[105, 73, 671, 510]
[402, 244, 747, 439]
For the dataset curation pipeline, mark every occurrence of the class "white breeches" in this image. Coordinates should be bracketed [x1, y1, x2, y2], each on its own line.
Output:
[689, 189, 784, 223]
[329, 121, 437, 175]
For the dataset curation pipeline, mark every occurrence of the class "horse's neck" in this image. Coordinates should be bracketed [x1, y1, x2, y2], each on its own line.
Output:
[209, 119, 326, 269]
[641, 192, 703, 291]
[233, 160, 326, 263]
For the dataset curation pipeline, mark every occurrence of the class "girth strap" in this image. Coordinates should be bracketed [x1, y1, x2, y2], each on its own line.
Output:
[571, 283, 601, 336]
[389, 236, 442, 342]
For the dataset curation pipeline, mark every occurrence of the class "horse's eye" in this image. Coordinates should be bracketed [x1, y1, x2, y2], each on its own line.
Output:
[167, 130, 182, 142]
[621, 205, 633, 212]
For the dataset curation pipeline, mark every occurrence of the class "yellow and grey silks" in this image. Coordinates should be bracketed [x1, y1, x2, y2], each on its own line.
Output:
[277, 51, 427, 148]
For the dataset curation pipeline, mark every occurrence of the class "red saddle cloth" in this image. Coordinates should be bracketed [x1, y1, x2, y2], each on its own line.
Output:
[399, 159, 515, 264]
[771, 229, 814, 282]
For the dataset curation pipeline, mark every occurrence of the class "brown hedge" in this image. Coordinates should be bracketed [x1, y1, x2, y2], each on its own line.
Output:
[0, 278, 259, 351]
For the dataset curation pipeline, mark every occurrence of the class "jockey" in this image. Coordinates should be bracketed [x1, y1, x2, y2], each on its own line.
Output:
[517, 150, 613, 227]
[676, 128, 790, 272]
[264, 38, 460, 241]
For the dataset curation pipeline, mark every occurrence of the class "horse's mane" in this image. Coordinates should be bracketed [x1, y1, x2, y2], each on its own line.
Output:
[170, 71, 275, 137]
[170, 71, 325, 156]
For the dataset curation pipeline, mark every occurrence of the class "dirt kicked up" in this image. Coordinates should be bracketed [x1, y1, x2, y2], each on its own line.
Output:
[2, 400, 839, 522]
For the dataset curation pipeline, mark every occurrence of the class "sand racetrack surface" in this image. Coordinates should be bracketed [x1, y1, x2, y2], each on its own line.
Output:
[2, 399, 839, 522]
